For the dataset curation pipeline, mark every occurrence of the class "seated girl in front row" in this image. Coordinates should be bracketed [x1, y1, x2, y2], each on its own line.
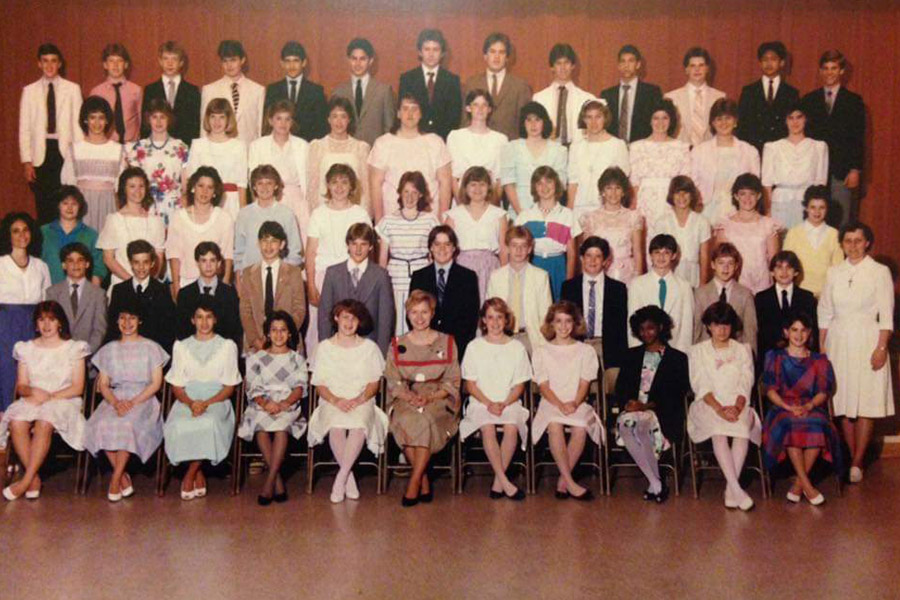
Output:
[163, 296, 242, 500]
[459, 297, 532, 500]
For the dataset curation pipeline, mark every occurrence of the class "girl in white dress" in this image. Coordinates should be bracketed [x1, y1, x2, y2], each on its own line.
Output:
[629, 99, 691, 225]
[818, 222, 894, 483]
[185, 99, 248, 219]
[782, 186, 843, 297]
[237, 310, 308, 505]
[651, 176, 711, 287]
[459, 298, 532, 500]
[447, 89, 509, 200]
[2, 301, 89, 501]
[444, 166, 508, 302]
[687, 302, 760, 511]
[761, 105, 829, 230]
[530, 301, 600, 500]
[567, 100, 630, 218]
[308, 300, 388, 503]
[97, 167, 166, 288]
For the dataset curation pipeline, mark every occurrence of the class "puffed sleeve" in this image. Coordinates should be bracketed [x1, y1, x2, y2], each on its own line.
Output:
[219, 211, 235, 260]
[614, 138, 631, 176]
[288, 351, 309, 394]
[688, 342, 713, 400]
[677, 142, 691, 176]
[90, 342, 115, 375]
[244, 351, 265, 399]
[460, 339, 481, 382]
[446, 130, 464, 179]
[149, 215, 166, 251]
[145, 340, 170, 371]
[697, 214, 712, 244]
[355, 140, 372, 216]
[362, 339, 386, 383]
[164, 340, 189, 387]
[234, 141, 248, 188]
[579, 343, 600, 381]
[735, 342, 754, 400]
[814, 141, 829, 185]
[95, 213, 121, 250]
[761, 349, 780, 394]
[442, 337, 462, 407]
[306, 206, 323, 240]
[431, 135, 452, 171]
[12, 341, 31, 363]
[69, 340, 91, 361]
[220, 340, 243, 387]
[760, 143, 775, 187]
[817, 355, 836, 397]
[375, 217, 392, 248]
[310, 341, 333, 387]
[367, 135, 389, 170]
[569, 207, 583, 239]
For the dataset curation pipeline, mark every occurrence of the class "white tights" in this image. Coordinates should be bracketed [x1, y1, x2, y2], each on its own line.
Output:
[328, 428, 366, 492]
[618, 419, 662, 494]
[711, 435, 749, 494]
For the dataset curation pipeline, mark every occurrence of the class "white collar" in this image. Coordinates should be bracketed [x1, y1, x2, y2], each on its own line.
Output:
[775, 282, 794, 295]
[133, 276, 150, 289]
[163, 74, 182, 86]
[620, 78, 638, 88]
[422, 65, 440, 79]
[762, 75, 781, 86]
[67, 277, 86, 287]
[286, 75, 303, 85]
[348, 258, 368, 273]
[434, 260, 453, 272]
[584, 272, 605, 284]
[688, 82, 708, 92]
[825, 84, 841, 95]
[262, 258, 281, 270]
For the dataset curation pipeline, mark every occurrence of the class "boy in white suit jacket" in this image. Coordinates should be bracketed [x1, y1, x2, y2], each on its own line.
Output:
[664, 47, 726, 148]
[200, 40, 265, 145]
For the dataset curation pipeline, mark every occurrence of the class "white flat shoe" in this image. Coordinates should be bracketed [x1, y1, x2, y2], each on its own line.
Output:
[345, 474, 360, 500]
[805, 491, 825, 506]
[180, 488, 196, 501]
[193, 487, 207, 498]
[786, 490, 801, 503]
[121, 485, 134, 498]
[107, 491, 123, 503]
[724, 487, 738, 509]
[2, 486, 19, 501]
[330, 481, 345, 504]
[849, 466, 863, 483]
[738, 494, 755, 512]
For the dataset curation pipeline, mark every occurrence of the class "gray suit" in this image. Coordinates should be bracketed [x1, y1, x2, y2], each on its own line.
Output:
[331, 77, 396, 147]
[693, 281, 758, 357]
[46, 279, 107, 353]
[317, 261, 395, 355]
[462, 72, 532, 140]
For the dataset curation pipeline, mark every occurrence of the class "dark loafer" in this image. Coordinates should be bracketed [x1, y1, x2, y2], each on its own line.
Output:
[418, 489, 434, 503]
[273, 492, 288, 504]
[401, 495, 419, 507]
[571, 489, 594, 502]
[505, 488, 526, 501]
[257, 495, 273, 506]
[555, 490, 570, 500]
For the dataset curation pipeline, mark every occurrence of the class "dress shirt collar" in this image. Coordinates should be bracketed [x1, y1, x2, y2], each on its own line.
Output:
[714, 278, 733, 294]
[163, 74, 182, 87]
[434, 260, 453, 272]
[227, 74, 244, 84]
[352, 74, 369, 88]
[620, 77, 638, 88]
[509, 262, 528, 274]
[652, 268, 674, 281]
[688, 82, 708, 93]
[348, 257, 369, 275]
[67, 276, 86, 290]
[133, 276, 150, 291]
[105, 76, 127, 85]
[775, 282, 794, 295]
[584, 271, 605, 286]
[422, 65, 440, 80]
[42, 75, 61, 87]
[762, 75, 781, 87]
[825, 84, 841, 96]
[552, 80, 575, 91]
[199, 275, 219, 295]
[286, 75, 303, 86]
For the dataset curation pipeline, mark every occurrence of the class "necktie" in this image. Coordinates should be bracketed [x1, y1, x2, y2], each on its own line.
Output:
[231, 82, 240, 113]
[511, 271, 524, 330]
[618, 84, 630, 140]
[166, 79, 176, 107]
[264, 266, 274, 317]
[556, 85, 569, 145]
[781, 289, 790, 313]
[70, 283, 79, 316]
[351, 267, 361, 289]
[490, 73, 499, 100]
[355, 79, 363, 116]
[767, 79, 774, 105]
[113, 82, 126, 141]
[289, 79, 298, 104]
[691, 87, 705, 147]
[719, 285, 727, 304]
[587, 280, 597, 338]
[427, 71, 435, 105]
[47, 82, 57, 134]
[658, 278, 667, 308]
[135, 283, 144, 296]
[203, 286, 212, 296]
[826, 90, 834, 115]
[437, 268, 446, 306]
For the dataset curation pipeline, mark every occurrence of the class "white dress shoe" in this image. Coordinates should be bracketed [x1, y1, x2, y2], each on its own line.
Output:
[180, 488, 197, 501]
[330, 481, 345, 504]
[849, 466, 863, 483]
[805, 491, 826, 506]
[193, 486, 207, 498]
[3, 486, 20, 501]
[738, 493, 755, 512]
[107, 491, 123, 503]
[724, 487, 738, 509]
[121, 485, 135, 498]
[786, 490, 801, 503]
[345, 473, 360, 500]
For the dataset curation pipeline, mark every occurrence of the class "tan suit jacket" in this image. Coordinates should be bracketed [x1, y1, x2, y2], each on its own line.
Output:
[238, 262, 307, 353]
[664, 84, 726, 146]
[332, 77, 396, 147]
[692, 280, 758, 356]
[462, 72, 532, 140]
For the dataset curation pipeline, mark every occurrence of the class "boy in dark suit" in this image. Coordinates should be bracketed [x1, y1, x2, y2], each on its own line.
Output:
[755, 250, 818, 367]
[176, 241, 242, 350]
[600, 45, 663, 143]
[140, 41, 201, 144]
[737, 41, 800, 154]
[263, 41, 328, 141]
[398, 29, 462, 140]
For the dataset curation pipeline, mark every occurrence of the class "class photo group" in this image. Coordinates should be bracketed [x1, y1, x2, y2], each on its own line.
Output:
[2, 27, 893, 515]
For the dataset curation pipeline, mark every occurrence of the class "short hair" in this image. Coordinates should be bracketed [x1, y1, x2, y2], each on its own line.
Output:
[59, 241, 92, 267]
[479, 297, 516, 336]
[217, 40, 246, 60]
[266, 99, 295, 121]
[701, 301, 743, 338]
[464, 88, 494, 111]
[396, 171, 432, 212]
[331, 299, 374, 336]
[784, 100, 806, 120]
[629, 305, 674, 344]
[280, 41, 307, 60]
[186, 166, 225, 207]
[327, 96, 357, 136]
[505, 224, 534, 247]
[549, 43, 577, 66]
[457, 166, 494, 205]
[258, 221, 290, 259]
[79, 96, 114, 136]
[781, 310, 816, 344]
[730, 173, 765, 212]
[839, 221, 875, 246]
[0, 212, 41, 257]
[126, 239, 156, 261]
[347, 38, 375, 58]
[324, 163, 361, 204]
[101, 43, 131, 64]
[38, 43, 63, 60]
[649, 233, 679, 254]
[263, 309, 300, 351]
[683, 46, 711, 68]
[802, 185, 830, 208]
[194, 240, 223, 263]
[618, 44, 643, 62]
[666, 175, 700, 209]
[406, 289, 437, 313]
[530, 166, 564, 203]
[345, 222, 377, 246]
[518, 101, 553, 139]
[250, 164, 285, 201]
[709, 98, 739, 132]
[158, 41, 186, 61]
[203, 98, 238, 137]
[391, 93, 424, 134]
[757, 41, 787, 61]
[191, 295, 218, 320]
[769, 250, 802, 274]
[577, 100, 612, 130]
[55, 185, 87, 220]
[819, 49, 846, 69]
[540, 300, 587, 341]
[428, 225, 460, 258]
[416, 29, 447, 53]
[579, 236, 611, 259]
[650, 98, 679, 137]
[483, 32, 511, 55]
[711, 242, 743, 269]
[143, 98, 175, 131]
[33, 300, 71, 340]
[109, 296, 146, 334]
[597, 167, 633, 208]
[116, 167, 153, 211]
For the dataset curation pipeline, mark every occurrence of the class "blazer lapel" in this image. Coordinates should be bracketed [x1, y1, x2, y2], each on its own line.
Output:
[360, 78, 378, 119]
[247, 265, 264, 312]
[355, 265, 377, 302]
[274, 265, 290, 306]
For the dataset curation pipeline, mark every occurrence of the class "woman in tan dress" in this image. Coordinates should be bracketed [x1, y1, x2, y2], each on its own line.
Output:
[384, 290, 461, 507]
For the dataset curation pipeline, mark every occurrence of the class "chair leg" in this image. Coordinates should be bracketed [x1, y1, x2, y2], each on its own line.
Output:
[157, 452, 169, 497]
[0, 448, 9, 489]
[306, 445, 315, 494]
[603, 440, 612, 496]
[231, 441, 242, 496]
[688, 439, 699, 499]
[671, 443, 680, 497]
[78, 452, 90, 495]
[756, 445, 768, 499]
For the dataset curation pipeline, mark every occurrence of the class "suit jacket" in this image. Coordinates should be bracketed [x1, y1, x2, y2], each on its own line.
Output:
[264, 77, 328, 142]
[560, 275, 629, 369]
[461, 72, 532, 140]
[409, 262, 479, 359]
[600, 80, 663, 143]
[664, 84, 727, 146]
[399, 66, 462, 140]
[613, 344, 690, 444]
[755, 285, 818, 365]
[46, 279, 107, 353]
[332, 77, 395, 147]
[318, 260, 394, 354]
[176, 281, 243, 351]
[108, 278, 176, 353]
[140, 78, 201, 144]
[201, 76, 266, 145]
[19, 77, 83, 167]
[693, 281, 758, 357]
[800, 87, 865, 180]
[628, 272, 694, 352]
[532, 82, 597, 144]
[736, 79, 800, 154]
[486, 264, 552, 351]
[238, 262, 307, 353]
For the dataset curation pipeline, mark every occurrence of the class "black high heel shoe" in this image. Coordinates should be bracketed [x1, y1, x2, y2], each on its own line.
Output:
[273, 492, 288, 504]
[418, 489, 434, 503]
[401, 495, 419, 507]
[257, 495, 273, 506]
